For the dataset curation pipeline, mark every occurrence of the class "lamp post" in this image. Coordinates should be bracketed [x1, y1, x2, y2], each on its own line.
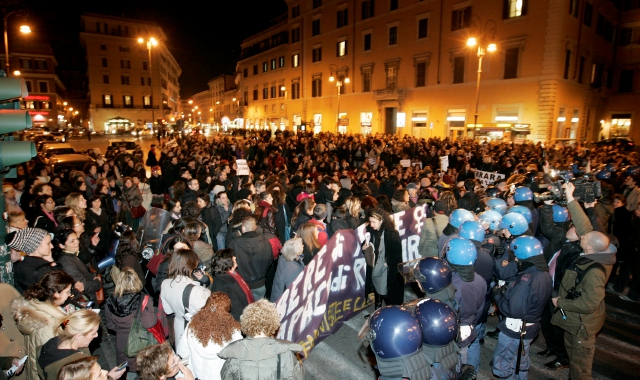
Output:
[328, 64, 349, 134]
[279, 86, 287, 130]
[138, 37, 157, 128]
[3, 2, 30, 77]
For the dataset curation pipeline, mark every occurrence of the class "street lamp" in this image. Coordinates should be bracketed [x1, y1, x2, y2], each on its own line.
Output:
[138, 37, 158, 128]
[467, 37, 497, 139]
[328, 65, 349, 133]
[3, 2, 31, 76]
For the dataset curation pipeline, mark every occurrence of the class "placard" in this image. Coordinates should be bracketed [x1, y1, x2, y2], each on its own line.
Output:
[236, 159, 250, 176]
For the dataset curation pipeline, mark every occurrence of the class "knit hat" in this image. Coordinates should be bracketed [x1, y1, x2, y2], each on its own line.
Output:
[7, 228, 48, 254]
[407, 183, 419, 191]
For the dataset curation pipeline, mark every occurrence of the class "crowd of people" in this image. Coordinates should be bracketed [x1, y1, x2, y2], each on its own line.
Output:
[0, 129, 636, 380]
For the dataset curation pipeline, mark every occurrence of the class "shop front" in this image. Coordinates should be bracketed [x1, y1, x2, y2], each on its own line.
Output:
[466, 123, 531, 143]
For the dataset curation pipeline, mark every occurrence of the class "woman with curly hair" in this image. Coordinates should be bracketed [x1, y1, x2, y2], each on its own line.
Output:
[362, 207, 404, 308]
[65, 193, 87, 222]
[113, 230, 144, 283]
[438, 190, 458, 216]
[218, 299, 304, 380]
[176, 292, 242, 380]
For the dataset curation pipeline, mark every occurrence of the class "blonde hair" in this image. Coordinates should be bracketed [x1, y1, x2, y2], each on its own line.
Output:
[281, 238, 303, 261]
[56, 309, 101, 343]
[240, 299, 281, 337]
[232, 199, 251, 213]
[113, 267, 143, 297]
[343, 197, 361, 218]
[65, 193, 86, 221]
[297, 222, 321, 252]
[57, 356, 99, 380]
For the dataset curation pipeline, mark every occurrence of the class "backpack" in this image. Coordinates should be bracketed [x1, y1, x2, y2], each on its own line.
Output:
[564, 257, 605, 299]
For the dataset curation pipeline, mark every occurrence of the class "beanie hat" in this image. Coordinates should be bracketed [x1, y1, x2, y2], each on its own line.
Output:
[7, 228, 48, 254]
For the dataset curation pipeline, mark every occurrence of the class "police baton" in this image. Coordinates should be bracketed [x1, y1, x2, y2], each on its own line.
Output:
[515, 319, 527, 375]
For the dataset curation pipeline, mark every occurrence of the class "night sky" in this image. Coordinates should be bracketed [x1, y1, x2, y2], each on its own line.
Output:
[21, 0, 288, 97]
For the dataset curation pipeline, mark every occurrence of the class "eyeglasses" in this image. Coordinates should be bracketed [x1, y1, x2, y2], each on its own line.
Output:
[46, 200, 55, 204]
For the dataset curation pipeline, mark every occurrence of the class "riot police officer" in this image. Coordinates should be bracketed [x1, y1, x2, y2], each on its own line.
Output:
[438, 209, 475, 255]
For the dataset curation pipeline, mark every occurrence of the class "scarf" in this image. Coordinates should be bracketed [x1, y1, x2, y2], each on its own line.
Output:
[44, 210, 57, 227]
[227, 270, 255, 304]
[448, 263, 475, 282]
[518, 254, 549, 272]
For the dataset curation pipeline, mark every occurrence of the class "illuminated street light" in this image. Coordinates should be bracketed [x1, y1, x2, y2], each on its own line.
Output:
[12, 70, 19, 76]
[138, 37, 158, 126]
[466, 37, 477, 47]
[3, 3, 31, 76]
[19, 25, 29, 33]
[188, 100, 193, 104]
[328, 64, 350, 133]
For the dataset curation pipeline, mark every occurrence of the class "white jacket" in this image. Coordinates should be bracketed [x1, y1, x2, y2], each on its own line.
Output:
[177, 323, 242, 380]
[160, 276, 211, 348]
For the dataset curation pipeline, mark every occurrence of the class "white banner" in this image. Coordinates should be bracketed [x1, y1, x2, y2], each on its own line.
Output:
[474, 170, 505, 187]
[236, 159, 250, 176]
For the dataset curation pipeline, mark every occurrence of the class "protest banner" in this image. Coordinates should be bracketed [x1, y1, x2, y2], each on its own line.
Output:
[276, 205, 428, 359]
[236, 159, 250, 176]
[474, 170, 505, 187]
[400, 159, 411, 167]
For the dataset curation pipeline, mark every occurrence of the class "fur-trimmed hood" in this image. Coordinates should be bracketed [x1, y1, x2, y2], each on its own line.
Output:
[11, 298, 65, 335]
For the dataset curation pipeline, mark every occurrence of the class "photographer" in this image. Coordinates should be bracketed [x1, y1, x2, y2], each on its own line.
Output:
[551, 182, 617, 380]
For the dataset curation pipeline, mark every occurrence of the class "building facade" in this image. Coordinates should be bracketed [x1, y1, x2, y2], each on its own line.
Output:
[235, 0, 632, 142]
[80, 14, 181, 133]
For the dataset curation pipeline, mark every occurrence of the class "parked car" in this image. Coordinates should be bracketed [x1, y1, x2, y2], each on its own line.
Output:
[48, 154, 96, 176]
[38, 143, 78, 164]
[105, 139, 139, 159]
[36, 140, 66, 152]
[595, 137, 635, 151]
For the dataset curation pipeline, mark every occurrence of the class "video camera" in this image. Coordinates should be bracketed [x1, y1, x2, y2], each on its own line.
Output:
[534, 170, 602, 206]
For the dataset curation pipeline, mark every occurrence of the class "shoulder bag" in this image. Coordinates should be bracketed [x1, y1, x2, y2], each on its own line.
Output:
[124, 190, 146, 219]
[124, 294, 159, 357]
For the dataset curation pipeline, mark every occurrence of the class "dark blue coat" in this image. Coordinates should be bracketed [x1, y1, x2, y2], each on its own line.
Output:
[451, 272, 486, 347]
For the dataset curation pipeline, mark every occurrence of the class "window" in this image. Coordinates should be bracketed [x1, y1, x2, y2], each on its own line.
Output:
[123, 95, 133, 108]
[313, 0, 322, 8]
[279, 85, 285, 97]
[120, 59, 131, 69]
[271, 86, 277, 98]
[41, 101, 50, 109]
[591, 63, 603, 87]
[35, 60, 47, 70]
[564, 49, 571, 79]
[611, 114, 631, 137]
[312, 78, 322, 97]
[364, 33, 372, 51]
[504, 47, 519, 79]
[19, 59, 31, 69]
[253, 89, 259, 100]
[418, 18, 428, 39]
[390, 0, 398, 10]
[291, 82, 300, 99]
[362, 71, 371, 92]
[264, 105, 269, 113]
[503, 0, 527, 19]
[619, 70, 634, 93]
[103, 94, 112, 106]
[386, 65, 398, 88]
[271, 59, 277, 70]
[389, 26, 398, 45]
[292, 5, 300, 18]
[142, 61, 148, 70]
[24, 80, 32, 93]
[121, 76, 130, 85]
[291, 27, 301, 43]
[101, 58, 108, 67]
[103, 74, 110, 84]
[453, 56, 465, 83]
[243, 68, 248, 77]
[495, 106, 521, 122]
[100, 44, 107, 50]
[312, 19, 321, 36]
[362, 0, 375, 20]
[312, 47, 322, 62]
[292, 54, 300, 67]
[337, 41, 347, 56]
[38, 81, 48, 93]
[253, 65, 258, 75]
[578, 56, 586, 83]
[263, 62, 268, 72]
[451, 6, 471, 31]
[25, 101, 34, 109]
[279, 56, 285, 68]
[244, 91, 248, 105]
[118, 46, 130, 53]
[337, 9, 348, 28]
[584, 2, 593, 26]
[569, 0, 579, 17]
[416, 62, 427, 87]
[596, 14, 614, 42]
[263, 87, 269, 99]
[143, 95, 151, 106]
[140, 77, 145, 86]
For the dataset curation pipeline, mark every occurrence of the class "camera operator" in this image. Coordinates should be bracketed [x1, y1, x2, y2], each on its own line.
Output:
[550, 182, 617, 380]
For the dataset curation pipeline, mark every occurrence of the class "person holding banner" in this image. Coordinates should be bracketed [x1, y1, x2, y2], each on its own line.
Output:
[362, 207, 404, 308]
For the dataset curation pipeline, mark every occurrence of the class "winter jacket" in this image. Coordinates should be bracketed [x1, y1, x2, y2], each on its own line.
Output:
[10, 296, 52, 380]
[458, 192, 482, 214]
[56, 252, 102, 303]
[451, 271, 486, 347]
[391, 199, 410, 213]
[149, 175, 164, 195]
[290, 214, 311, 239]
[327, 219, 350, 239]
[161, 276, 211, 348]
[254, 201, 278, 238]
[13, 257, 56, 294]
[270, 257, 305, 302]
[218, 337, 305, 380]
[177, 324, 242, 380]
[595, 202, 614, 234]
[540, 204, 572, 262]
[274, 204, 291, 245]
[192, 240, 215, 264]
[364, 226, 404, 305]
[121, 185, 142, 211]
[213, 204, 231, 237]
[419, 214, 449, 257]
[37, 337, 90, 380]
[210, 273, 250, 322]
[105, 292, 157, 371]
[201, 205, 221, 251]
[229, 231, 273, 290]
[31, 211, 56, 235]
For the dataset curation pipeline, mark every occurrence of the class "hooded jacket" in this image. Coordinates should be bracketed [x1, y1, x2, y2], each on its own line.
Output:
[419, 213, 449, 257]
[229, 231, 273, 289]
[218, 337, 305, 380]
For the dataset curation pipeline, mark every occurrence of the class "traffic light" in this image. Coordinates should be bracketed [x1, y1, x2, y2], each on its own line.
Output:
[0, 73, 36, 286]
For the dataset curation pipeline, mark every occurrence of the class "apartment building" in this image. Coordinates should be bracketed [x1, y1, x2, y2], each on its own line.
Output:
[236, 0, 627, 142]
[80, 14, 181, 133]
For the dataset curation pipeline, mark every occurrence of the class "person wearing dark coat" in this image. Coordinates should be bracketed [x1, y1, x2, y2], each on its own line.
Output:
[210, 249, 251, 321]
[457, 180, 482, 214]
[162, 156, 180, 189]
[327, 207, 351, 239]
[362, 208, 404, 308]
[54, 230, 102, 304]
[31, 195, 57, 234]
[270, 238, 305, 302]
[197, 192, 221, 251]
[7, 228, 58, 293]
[149, 167, 165, 195]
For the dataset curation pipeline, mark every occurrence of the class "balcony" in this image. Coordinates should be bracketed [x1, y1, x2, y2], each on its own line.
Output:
[373, 87, 406, 101]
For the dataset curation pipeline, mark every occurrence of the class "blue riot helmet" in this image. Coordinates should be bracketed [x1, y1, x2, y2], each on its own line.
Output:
[552, 204, 570, 223]
[486, 197, 508, 215]
[485, 187, 501, 198]
[368, 306, 423, 359]
[418, 257, 452, 293]
[605, 163, 616, 171]
[626, 166, 640, 176]
[498, 212, 529, 236]
[478, 210, 502, 231]
[513, 186, 534, 202]
[458, 221, 485, 242]
[510, 236, 543, 260]
[415, 299, 459, 346]
[449, 209, 475, 228]
[595, 169, 612, 180]
[508, 205, 533, 223]
[444, 237, 477, 266]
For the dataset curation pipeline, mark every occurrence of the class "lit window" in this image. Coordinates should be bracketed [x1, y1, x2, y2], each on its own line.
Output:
[292, 54, 300, 67]
[337, 41, 347, 57]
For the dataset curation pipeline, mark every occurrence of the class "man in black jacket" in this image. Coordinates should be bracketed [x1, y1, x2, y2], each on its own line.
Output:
[228, 217, 273, 301]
